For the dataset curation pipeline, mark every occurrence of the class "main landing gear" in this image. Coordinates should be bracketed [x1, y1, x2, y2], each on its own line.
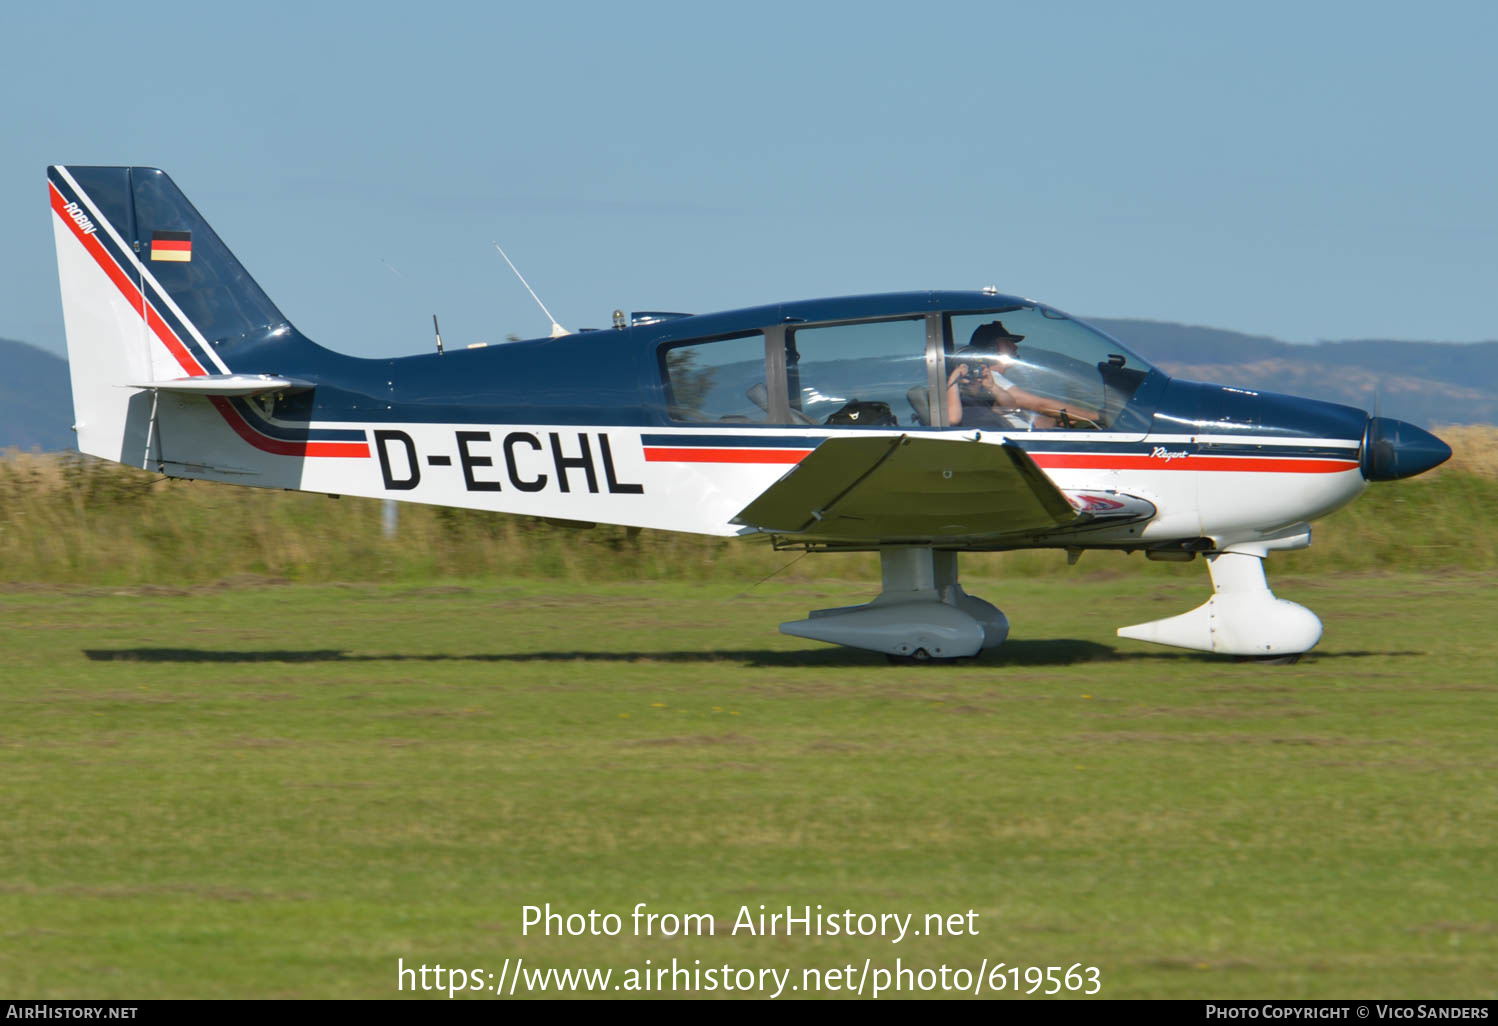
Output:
[778, 528, 1321, 661]
[779, 547, 1007, 660]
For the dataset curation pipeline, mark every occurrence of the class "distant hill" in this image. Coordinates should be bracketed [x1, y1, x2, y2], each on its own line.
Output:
[1089, 318, 1498, 427]
[0, 339, 73, 452]
[3, 320, 1496, 452]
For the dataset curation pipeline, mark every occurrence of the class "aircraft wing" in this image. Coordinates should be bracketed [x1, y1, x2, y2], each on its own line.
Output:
[730, 435, 1081, 544]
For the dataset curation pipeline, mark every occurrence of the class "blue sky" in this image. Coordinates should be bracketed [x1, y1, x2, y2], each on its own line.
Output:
[6, 1, 1496, 360]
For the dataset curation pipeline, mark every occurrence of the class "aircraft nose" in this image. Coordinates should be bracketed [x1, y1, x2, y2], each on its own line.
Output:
[1360, 417, 1452, 481]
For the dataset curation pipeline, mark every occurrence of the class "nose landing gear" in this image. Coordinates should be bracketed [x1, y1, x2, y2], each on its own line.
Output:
[1118, 528, 1321, 658]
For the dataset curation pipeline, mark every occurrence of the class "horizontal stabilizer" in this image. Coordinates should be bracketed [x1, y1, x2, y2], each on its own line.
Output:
[731, 435, 1078, 544]
[125, 374, 314, 397]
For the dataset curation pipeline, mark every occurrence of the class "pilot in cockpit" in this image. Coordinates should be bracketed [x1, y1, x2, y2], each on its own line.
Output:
[945, 321, 1099, 430]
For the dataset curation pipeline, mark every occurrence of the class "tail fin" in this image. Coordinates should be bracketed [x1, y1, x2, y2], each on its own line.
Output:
[48, 165, 320, 468]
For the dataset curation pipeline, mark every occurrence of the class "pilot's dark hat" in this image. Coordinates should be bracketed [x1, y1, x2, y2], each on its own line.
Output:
[969, 320, 1025, 347]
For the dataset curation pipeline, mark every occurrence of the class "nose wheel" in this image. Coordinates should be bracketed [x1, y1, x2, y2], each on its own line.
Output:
[1236, 653, 1303, 665]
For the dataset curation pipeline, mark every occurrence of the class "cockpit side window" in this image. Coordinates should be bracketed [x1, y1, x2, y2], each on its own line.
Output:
[660, 332, 768, 423]
[786, 318, 931, 427]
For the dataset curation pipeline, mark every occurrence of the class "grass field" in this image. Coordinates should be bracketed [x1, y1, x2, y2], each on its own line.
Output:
[3, 570, 1496, 999]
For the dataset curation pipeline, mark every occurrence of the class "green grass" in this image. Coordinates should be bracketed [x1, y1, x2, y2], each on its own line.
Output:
[2, 572, 1495, 998]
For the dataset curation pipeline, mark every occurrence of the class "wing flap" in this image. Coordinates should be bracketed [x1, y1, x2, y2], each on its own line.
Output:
[731, 435, 1079, 543]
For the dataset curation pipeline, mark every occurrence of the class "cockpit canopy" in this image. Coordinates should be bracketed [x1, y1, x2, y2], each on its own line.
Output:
[659, 301, 1157, 431]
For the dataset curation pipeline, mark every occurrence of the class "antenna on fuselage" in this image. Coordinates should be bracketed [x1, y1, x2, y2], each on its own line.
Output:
[492, 241, 569, 338]
[378, 257, 445, 355]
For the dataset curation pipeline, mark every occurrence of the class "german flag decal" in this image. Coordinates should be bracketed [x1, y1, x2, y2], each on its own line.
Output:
[151, 230, 192, 262]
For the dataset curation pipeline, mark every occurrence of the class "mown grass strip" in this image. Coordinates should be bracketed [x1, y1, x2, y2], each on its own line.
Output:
[1, 574, 1494, 998]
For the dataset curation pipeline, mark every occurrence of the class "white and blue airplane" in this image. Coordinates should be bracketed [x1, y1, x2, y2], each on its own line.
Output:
[48, 165, 1451, 662]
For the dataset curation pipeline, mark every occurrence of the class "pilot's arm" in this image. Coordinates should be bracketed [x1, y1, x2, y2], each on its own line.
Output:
[945, 363, 970, 425]
[1003, 383, 1099, 424]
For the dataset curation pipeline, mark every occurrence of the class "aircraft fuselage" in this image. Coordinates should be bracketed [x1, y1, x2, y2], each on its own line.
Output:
[141, 293, 1426, 556]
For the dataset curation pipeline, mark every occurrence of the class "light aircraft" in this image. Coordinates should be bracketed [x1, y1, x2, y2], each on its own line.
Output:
[48, 165, 1452, 662]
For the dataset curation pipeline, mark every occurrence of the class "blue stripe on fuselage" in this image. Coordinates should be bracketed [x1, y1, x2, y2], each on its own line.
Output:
[640, 433, 829, 448]
[225, 397, 370, 443]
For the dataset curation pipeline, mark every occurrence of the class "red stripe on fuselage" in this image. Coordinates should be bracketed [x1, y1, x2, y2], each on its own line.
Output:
[1029, 453, 1359, 474]
[50, 180, 368, 460]
[641, 442, 1357, 473]
[643, 447, 813, 464]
